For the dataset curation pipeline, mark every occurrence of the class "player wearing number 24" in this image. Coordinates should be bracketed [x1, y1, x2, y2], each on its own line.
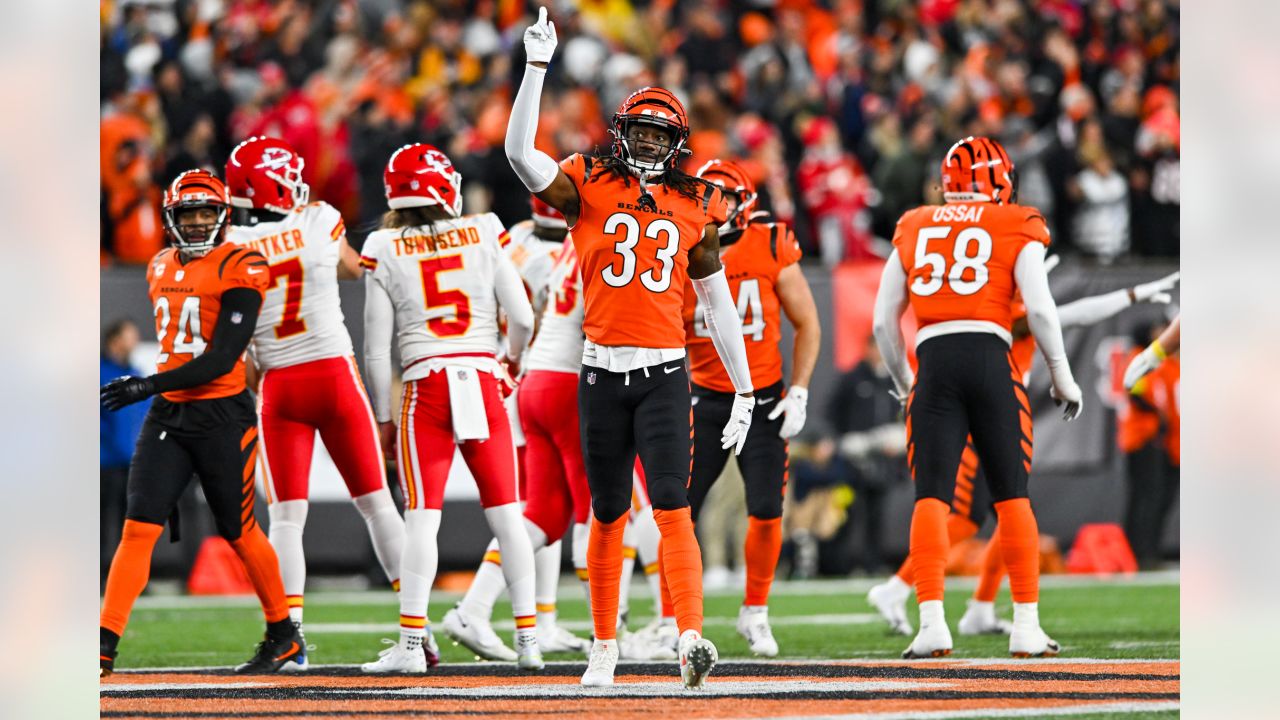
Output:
[224, 136, 407, 671]
[506, 6, 754, 688]
[873, 136, 1082, 661]
[99, 170, 303, 677]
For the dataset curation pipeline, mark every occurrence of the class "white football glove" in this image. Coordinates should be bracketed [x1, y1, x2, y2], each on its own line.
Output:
[1132, 271, 1179, 304]
[1123, 342, 1167, 391]
[523, 7, 558, 64]
[767, 385, 808, 439]
[722, 393, 755, 455]
[1046, 358, 1084, 421]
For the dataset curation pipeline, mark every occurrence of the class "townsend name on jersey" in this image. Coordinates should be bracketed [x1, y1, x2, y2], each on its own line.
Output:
[393, 226, 482, 255]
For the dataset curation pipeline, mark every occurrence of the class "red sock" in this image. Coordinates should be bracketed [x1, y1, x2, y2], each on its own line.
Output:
[230, 526, 290, 623]
[653, 507, 703, 634]
[101, 520, 165, 636]
[587, 514, 627, 640]
[909, 498, 950, 603]
[994, 499, 1039, 603]
[973, 532, 1006, 602]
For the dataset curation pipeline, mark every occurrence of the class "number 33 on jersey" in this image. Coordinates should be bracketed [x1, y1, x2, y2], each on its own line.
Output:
[893, 202, 1050, 339]
[558, 153, 728, 349]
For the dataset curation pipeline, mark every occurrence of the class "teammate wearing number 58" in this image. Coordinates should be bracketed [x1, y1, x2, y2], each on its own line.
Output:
[225, 137, 407, 669]
[99, 170, 301, 677]
[874, 136, 1082, 661]
[507, 7, 755, 689]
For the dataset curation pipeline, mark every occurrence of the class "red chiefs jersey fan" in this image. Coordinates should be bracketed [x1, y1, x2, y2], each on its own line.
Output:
[225, 137, 407, 670]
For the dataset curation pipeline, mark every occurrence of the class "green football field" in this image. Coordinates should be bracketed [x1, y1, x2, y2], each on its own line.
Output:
[120, 572, 1179, 669]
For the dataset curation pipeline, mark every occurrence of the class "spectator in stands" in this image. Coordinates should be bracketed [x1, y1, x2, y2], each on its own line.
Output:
[100, 319, 150, 582]
[784, 437, 853, 580]
[827, 339, 907, 574]
[796, 117, 873, 265]
[1070, 143, 1130, 262]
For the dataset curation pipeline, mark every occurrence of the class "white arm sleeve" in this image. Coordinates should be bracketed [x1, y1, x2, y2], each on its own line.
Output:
[691, 269, 753, 395]
[362, 275, 396, 423]
[871, 250, 914, 397]
[495, 253, 535, 361]
[505, 65, 561, 193]
[1013, 242, 1074, 387]
[1056, 288, 1132, 329]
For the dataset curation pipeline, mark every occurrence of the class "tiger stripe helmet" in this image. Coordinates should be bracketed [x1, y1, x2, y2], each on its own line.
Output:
[940, 136, 1017, 205]
[695, 159, 758, 233]
[162, 169, 230, 258]
[610, 86, 690, 178]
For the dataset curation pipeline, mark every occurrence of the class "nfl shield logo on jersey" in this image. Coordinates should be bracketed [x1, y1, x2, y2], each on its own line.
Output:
[587, 372, 596, 386]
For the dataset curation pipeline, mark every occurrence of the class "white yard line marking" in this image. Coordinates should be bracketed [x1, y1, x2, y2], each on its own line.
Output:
[1109, 641, 1180, 649]
[355, 680, 939, 698]
[302, 613, 882, 635]
[774, 701, 1180, 720]
[101, 682, 269, 693]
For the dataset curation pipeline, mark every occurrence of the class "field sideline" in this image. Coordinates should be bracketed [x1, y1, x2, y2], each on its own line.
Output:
[104, 572, 1179, 719]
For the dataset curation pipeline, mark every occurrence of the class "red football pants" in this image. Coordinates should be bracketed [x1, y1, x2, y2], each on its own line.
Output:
[399, 370, 518, 511]
[518, 370, 591, 539]
[258, 356, 387, 503]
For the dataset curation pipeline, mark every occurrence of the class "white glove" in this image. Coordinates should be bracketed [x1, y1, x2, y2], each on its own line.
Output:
[1132, 271, 1179, 304]
[1123, 342, 1167, 391]
[523, 7, 558, 64]
[767, 386, 808, 439]
[722, 393, 755, 455]
[1047, 358, 1084, 421]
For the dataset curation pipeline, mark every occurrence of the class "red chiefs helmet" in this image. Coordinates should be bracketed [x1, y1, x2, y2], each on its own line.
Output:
[940, 136, 1017, 205]
[695, 159, 758, 232]
[163, 169, 230, 258]
[384, 143, 463, 217]
[226, 136, 310, 214]
[530, 195, 566, 229]
[610, 86, 690, 178]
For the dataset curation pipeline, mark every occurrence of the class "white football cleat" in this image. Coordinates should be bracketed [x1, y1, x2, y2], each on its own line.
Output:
[867, 579, 913, 636]
[1009, 625, 1060, 657]
[538, 622, 590, 654]
[514, 632, 545, 670]
[902, 602, 952, 659]
[442, 607, 518, 662]
[736, 606, 779, 657]
[678, 630, 717, 689]
[580, 639, 619, 687]
[361, 639, 427, 673]
[618, 628, 678, 660]
[958, 599, 1013, 636]
[633, 617, 680, 654]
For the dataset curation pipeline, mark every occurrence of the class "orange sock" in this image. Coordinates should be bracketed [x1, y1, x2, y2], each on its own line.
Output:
[657, 539, 674, 618]
[896, 513, 979, 586]
[973, 532, 1006, 602]
[100, 519, 165, 636]
[587, 514, 627, 640]
[653, 507, 703, 634]
[994, 498, 1039, 603]
[230, 526, 290, 623]
[743, 516, 782, 606]
[909, 498, 950, 603]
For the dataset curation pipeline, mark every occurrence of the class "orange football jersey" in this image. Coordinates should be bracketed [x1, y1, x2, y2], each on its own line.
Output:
[146, 242, 270, 402]
[683, 220, 803, 392]
[893, 203, 1050, 337]
[561, 153, 728, 348]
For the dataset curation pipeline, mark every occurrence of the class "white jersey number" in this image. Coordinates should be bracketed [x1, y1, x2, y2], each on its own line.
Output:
[694, 278, 765, 341]
[599, 212, 681, 292]
[154, 296, 206, 364]
[910, 226, 992, 297]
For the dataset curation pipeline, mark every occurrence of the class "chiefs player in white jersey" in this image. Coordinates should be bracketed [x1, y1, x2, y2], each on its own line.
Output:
[358, 143, 542, 673]
[225, 137, 406, 670]
[444, 197, 596, 660]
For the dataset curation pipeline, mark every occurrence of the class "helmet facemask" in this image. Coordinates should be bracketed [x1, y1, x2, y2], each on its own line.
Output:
[612, 117, 686, 179]
[260, 155, 310, 213]
[165, 203, 228, 259]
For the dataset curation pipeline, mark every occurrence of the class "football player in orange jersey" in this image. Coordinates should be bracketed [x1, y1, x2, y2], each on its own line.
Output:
[507, 8, 755, 688]
[873, 136, 1083, 659]
[681, 159, 821, 657]
[99, 170, 301, 676]
[867, 266, 1179, 636]
[1124, 314, 1180, 390]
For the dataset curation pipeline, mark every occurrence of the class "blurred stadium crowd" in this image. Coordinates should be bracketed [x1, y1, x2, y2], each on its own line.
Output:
[101, 0, 1179, 267]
